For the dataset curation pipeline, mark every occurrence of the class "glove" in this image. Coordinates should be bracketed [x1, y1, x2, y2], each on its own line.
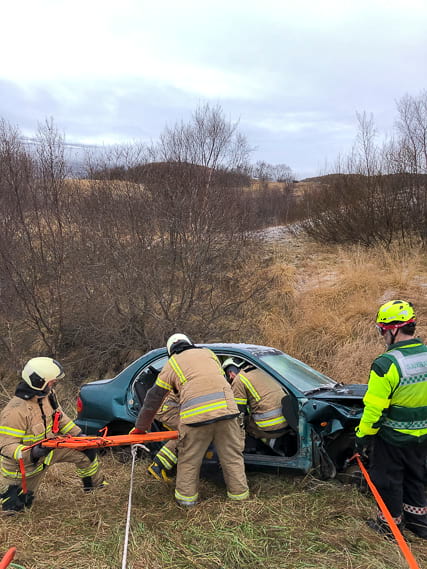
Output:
[129, 427, 146, 435]
[354, 435, 372, 464]
[30, 443, 51, 463]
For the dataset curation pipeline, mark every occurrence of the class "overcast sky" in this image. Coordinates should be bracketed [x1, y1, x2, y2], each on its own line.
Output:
[1, 0, 426, 178]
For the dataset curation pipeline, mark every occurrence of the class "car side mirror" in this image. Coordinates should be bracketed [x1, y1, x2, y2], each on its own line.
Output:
[282, 394, 299, 431]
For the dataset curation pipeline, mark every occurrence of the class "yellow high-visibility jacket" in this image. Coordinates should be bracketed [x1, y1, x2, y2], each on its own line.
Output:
[356, 338, 427, 445]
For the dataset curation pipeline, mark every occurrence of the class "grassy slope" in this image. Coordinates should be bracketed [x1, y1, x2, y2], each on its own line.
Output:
[2, 235, 427, 568]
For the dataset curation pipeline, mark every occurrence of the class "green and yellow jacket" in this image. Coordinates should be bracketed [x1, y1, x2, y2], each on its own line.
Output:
[356, 338, 427, 446]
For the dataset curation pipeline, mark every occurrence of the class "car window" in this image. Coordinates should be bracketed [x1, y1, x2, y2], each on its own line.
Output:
[128, 355, 169, 415]
[258, 353, 336, 393]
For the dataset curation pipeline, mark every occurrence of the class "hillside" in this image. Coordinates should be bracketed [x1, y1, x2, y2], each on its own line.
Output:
[2, 234, 427, 568]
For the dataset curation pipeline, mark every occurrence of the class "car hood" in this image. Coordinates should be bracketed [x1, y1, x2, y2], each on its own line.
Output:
[301, 383, 367, 424]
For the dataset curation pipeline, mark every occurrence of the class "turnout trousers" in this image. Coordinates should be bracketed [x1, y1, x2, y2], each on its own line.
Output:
[370, 436, 427, 527]
[1, 448, 103, 512]
[175, 417, 249, 505]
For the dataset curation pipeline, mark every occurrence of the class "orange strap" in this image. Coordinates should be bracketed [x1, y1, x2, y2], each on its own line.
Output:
[0, 547, 16, 569]
[355, 454, 421, 569]
[18, 458, 27, 495]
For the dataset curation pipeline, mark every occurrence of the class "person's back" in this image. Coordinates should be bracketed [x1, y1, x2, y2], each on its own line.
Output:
[159, 347, 238, 425]
[223, 360, 288, 439]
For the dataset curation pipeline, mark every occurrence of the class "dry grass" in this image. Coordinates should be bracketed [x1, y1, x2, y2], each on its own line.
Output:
[257, 237, 427, 383]
[2, 454, 427, 569]
[2, 235, 427, 568]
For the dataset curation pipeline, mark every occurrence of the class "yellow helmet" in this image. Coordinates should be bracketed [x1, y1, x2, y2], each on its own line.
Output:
[376, 300, 416, 331]
[22, 357, 65, 391]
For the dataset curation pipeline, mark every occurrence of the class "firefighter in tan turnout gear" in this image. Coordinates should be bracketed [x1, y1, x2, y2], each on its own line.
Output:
[134, 334, 249, 507]
[222, 358, 288, 447]
[0, 357, 105, 514]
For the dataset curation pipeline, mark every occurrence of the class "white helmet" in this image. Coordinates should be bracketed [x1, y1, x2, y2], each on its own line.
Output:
[22, 357, 65, 391]
[166, 333, 193, 355]
[222, 357, 242, 372]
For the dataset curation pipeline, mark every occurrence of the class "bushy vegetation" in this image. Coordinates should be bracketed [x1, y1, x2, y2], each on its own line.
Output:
[298, 92, 427, 247]
[0, 109, 297, 385]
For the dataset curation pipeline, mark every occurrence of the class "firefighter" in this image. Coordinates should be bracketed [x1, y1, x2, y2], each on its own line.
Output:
[0, 357, 106, 514]
[147, 391, 180, 481]
[355, 300, 427, 539]
[133, 334, 249, 507]
[222, 358, 288, 448]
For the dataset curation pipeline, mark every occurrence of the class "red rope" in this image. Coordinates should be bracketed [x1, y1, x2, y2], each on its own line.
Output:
[0, 547, 16, 569]
[354, 454, 421, 569]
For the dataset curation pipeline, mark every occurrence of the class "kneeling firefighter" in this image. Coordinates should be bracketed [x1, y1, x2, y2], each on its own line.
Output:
[0, 357, 106, 513]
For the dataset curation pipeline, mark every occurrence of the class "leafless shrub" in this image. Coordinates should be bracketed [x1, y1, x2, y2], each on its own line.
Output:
[299, 96, 427, 247]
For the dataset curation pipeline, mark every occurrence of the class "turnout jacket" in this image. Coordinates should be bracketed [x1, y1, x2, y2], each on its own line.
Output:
[232, 367, 287, 431]
[155, 392, 180, 428]
[136, 347, 239, 431]
[356, 338, 427, 446]
[0, 384, 80, 479]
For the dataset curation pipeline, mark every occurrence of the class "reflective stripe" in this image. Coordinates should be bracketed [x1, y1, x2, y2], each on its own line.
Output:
[383, 418, 427, 429]
[175, 489, 198, 503]
[169, 356, 187, 384]
[22, 422, 53, 444]
[378, 511, 402, 524]
[180, 401, 227, 419]
[155, 378, 172, 391]
[238, 374, 261, 402]
[256, 416, 287, 428]
[403, 503, 427, 515]
[158, 446, 177, 469]
[43, 451, 54, 466]
[0, 426, 25, 437]
[1, 462, 44, 479]
[253, 407, 283, 421]
[60, 421, 76, 435]
[13, 445, 26, 460]
[363, 392, 390, 409]
[235, 397, 247, 405]
[227, 489, 249, 500]
[387, 349, 427, 385]
[77, 457, 99, 478]
[181, 392, 225, 410]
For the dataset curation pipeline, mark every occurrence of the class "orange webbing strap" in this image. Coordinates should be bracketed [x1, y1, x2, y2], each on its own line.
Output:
[18, 458, 27, 495]
[355, 454, 421, 569]
[0, 547, 16, 569]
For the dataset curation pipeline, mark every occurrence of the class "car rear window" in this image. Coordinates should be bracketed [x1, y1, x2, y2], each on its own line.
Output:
[259, 353, 336, 393]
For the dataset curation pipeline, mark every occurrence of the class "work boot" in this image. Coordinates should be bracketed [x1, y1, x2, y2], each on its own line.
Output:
[147, 460, 173, 482]
[82, 477, 108, 492]
[404, 514, 427, 539]
[366, 518, 402, 540]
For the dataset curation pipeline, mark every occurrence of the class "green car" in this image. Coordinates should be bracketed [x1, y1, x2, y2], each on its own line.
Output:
[75, 343, 367, 479]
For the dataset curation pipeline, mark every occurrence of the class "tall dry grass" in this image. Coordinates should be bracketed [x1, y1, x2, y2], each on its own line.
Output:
[256, 237, 427, 384]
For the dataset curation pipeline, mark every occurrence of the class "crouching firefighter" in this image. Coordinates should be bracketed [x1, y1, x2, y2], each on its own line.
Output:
[0, 357, 106, 514]
[147, 391, 180, 481]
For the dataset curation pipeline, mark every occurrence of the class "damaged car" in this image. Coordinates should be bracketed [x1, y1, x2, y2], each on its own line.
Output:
[75, 343, 367, 479]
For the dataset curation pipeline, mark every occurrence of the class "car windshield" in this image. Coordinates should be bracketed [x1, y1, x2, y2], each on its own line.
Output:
[258, 353, 336, 393]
